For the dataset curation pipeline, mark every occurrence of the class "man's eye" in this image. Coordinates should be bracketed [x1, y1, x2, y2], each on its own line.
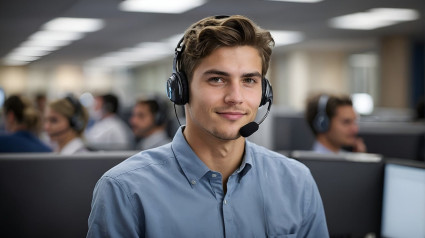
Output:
[209, 77, 223, 83]
[244, 78, 257, 84]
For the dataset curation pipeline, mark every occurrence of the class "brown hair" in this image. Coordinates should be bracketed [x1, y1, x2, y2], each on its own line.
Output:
[179, 15, 275, 81]
[48, 98, 89, 136]
[3, 95, 41, 134]
[305, 93, 353, 135]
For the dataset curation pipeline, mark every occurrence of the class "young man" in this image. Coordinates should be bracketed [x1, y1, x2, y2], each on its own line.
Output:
[129, 97, 171, 150]
[305, 93, 367, 153]
[85, 93, 133, 150]
[88, 15, 328, 237]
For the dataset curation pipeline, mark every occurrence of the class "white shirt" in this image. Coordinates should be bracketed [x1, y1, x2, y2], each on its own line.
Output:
[85, 115, 133, 150]
[59, 137, 88, 155]
[137, 130, 171, 150]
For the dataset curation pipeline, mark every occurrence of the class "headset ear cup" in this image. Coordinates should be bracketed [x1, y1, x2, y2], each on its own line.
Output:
[153, 97, 168, 126]
[313, 114, 330, 133]
[166, 72, 189, 105]
[260, 78, 273, 107]
[313, 95, 330, 133]
[65, 96, 85, 132]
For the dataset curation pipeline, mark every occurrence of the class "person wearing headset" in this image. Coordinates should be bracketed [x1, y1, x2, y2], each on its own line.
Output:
[44, 95, 89, 154]
[0, 94, 52, 153]
[88, 15, 328, 237]
[85, 93, 133, 150]
[305, 93, 367, 154]
[129, 96, 172, 150]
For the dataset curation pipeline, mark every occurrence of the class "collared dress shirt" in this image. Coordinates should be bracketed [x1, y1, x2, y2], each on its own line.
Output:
[312, 140, 345, 154]
[87, 127, 329, 238]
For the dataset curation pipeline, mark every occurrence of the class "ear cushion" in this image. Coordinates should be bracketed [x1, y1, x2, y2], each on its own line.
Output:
[313, 95, 330, 133]
[260, 78, 273, 107]
[166, 71, 189, 105]
[153, 97, 168, 126]
[65, 96, 85, 131]
[313, 113, 330, 133]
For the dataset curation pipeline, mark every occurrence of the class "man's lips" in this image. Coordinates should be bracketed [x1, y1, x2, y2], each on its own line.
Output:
[217, 111, 246, 120]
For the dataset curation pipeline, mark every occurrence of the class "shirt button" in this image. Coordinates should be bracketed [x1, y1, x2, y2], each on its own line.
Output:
[191, 180, 196, 185]
[224, 199, 227, 205]
[211, 174, 217, 178]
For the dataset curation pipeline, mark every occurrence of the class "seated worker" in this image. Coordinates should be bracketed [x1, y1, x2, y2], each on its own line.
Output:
[87, 15, 328, 237]
[44, 95, 89, 154]
[85, 93, 133, 150]
[305, 93, 367, 153]
[0, 94, 52, 152]
[129, 96, 171, 150]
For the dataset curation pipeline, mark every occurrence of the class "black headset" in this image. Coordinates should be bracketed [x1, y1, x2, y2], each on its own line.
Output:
[313, 94, 330, 133]
[65, 95, 85, 131]
[166, 35, 273, 107]
[152, 96, 168, 126]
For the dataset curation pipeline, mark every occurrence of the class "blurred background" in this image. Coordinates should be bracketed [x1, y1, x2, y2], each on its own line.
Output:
[0, 0, 424, 149]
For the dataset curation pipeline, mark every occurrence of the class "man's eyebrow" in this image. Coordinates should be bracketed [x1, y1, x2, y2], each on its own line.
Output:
[203, 70, 262, 78]
[203, 70, 230, 77]
[242, 72, 262, 78]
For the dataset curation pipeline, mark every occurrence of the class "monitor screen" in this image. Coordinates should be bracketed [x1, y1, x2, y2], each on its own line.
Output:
[381, 160, 425, 238]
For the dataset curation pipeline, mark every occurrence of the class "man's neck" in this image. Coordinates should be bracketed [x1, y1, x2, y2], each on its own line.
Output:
[183, 125, 245, 183]
[317, 135, 340, 153]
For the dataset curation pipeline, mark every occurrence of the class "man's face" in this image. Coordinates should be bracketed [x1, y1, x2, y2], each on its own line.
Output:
[325, 105, 359, 147]
[129, 103, 155, 138]
[186, 46, 263, 140]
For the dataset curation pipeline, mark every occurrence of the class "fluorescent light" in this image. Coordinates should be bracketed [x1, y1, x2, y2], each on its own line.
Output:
[120, 0, 207, 13]
[2, 59, 31, 66]
[270, 30, 304, 46]
[43, 17, 104, 32]
[4, 54, 40, 62]
[11, 46, 54, 57]
[352, 93, 374, 115]
[329, 8, 419, 30]
[266, 0, 322, 2]
[370, 8, 419, 21]
[21, 39, 72, 48]
[30, 30, 84, 41]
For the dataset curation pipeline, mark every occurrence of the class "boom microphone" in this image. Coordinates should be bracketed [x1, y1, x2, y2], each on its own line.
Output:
[239, 102, 271, 138]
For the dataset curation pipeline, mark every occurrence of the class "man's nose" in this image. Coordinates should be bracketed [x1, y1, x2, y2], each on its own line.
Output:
[224, 82, 243, 105]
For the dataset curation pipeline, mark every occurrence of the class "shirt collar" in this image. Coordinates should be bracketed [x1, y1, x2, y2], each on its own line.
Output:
[171, 127, 253, 187]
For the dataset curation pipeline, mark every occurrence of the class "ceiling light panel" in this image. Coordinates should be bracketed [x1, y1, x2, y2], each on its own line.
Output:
[120, 0, 207, 13]
[329, 8, 419, 30]
[43, 17, 104, 32]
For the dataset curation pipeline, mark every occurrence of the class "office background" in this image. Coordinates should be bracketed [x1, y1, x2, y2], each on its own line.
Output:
[0, 1, 424, 237]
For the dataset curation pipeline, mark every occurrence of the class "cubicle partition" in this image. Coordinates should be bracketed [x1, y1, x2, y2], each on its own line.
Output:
[1, 150, 424, 238]
[0, 151, 136, 238]
[290, 151, 385, 238]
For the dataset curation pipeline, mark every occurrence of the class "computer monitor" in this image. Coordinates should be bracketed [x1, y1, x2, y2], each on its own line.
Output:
[381, 159, 425, 238]
[291, 151, 385, 238]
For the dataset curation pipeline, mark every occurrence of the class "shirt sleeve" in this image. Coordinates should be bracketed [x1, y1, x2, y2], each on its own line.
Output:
[87, 176, 142, 238]
[299, 171, 329, 238]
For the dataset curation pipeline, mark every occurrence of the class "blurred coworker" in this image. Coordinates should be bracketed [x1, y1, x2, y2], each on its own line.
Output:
[0, 95, 52, 152]
[129, 97, 171, 150]
[305, 93, 366, 154]
[44, 96, 89, 154]
[85, 93, 132, 150]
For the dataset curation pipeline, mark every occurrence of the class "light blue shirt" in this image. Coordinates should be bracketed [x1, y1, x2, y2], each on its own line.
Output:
[87, 127, 328, 238]
[313, 140, 345, 154]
